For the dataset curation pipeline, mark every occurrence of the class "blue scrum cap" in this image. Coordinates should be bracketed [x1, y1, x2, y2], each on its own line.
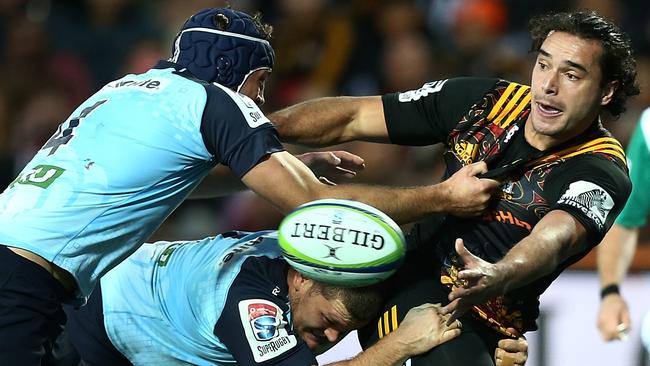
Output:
[170, 8, 275, 91]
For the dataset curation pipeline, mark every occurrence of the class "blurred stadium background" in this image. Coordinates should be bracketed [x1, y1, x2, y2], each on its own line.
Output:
[0, 0, 648, 365]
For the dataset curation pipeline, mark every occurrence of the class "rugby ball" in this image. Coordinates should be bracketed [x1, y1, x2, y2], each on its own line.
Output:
[278, 199, 406, 287]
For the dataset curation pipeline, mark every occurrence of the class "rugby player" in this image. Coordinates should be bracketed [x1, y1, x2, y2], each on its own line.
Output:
[270, 10, 639, 365]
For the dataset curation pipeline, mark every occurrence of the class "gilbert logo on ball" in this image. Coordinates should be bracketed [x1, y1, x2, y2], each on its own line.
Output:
[278, 199, 406, 287]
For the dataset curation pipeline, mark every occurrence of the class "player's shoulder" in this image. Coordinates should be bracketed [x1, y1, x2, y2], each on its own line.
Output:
[393, 77, 500, 100]
[103, 60, 202, 91]
[547, 152, 631, 202]
[221, 231, 284, 269]
[442, 76, 504, 92]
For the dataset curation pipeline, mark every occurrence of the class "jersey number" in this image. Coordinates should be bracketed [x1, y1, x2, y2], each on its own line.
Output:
[41, 99, 108, 156]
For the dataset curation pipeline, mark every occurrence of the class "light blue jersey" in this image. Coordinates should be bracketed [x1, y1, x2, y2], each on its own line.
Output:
[0, 61, 284, 298]
[96, 231, 314, 365]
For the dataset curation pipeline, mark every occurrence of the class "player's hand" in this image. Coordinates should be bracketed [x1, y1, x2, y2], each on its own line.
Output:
[495, 333, 528, 366]
[442, 238, 506, 321]
[440, 162, 501, 217]
[391, 303, 462, 357]
[597, 293, 631, 341]
[296, 151, 365, 185]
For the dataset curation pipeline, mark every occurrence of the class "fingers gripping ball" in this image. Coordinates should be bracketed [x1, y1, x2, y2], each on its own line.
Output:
[278, 199, 406, 287]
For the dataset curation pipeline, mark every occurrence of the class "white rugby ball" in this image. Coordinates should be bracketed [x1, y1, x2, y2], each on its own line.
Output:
[278, 199, 406, 287]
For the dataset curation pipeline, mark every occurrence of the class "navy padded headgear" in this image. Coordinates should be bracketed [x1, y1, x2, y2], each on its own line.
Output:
[171, 8, 275, 90]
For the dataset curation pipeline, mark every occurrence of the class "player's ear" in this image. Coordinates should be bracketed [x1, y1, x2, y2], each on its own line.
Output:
[288, 267, 311, 292]
[600, 80, 618, 106]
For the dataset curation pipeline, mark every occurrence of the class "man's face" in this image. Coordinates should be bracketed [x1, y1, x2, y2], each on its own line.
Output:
[240, 69, 270, 106]
[289, 283, 361, 353]
[528, 31, 614, 148]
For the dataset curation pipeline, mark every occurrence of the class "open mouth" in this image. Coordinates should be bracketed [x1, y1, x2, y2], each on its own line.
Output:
[536, 101, 563, 117]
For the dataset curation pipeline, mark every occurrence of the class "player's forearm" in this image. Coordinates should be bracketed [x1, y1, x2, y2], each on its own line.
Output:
[495, 210, 589, 293]
[269, 97, 385, 146]
[244, 152, 452, 224]
[597, 224, 638, 287]
[324, 333, 411, 366]
[317, 182, 457, 224]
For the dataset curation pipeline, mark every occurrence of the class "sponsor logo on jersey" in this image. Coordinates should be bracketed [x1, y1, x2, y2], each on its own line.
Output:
[503, 124, 520, 144]
[398, 80, 447, 102]
[156, 243, 180, 267]
[103, 78, 170, 92]
[557, 180, 614, 229]
[454, 141, 478, 164]
[219, 236, 264, 265]
[238, 299, 297, 362]
[212, 82, 270, 128]
[8, 165, 65, 189]
[482, 210, 531, 231]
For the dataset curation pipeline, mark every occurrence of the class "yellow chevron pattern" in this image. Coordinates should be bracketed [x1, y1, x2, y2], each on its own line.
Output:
[377, 305, 399, 339]
[487, 82, 531, 129]
[530, 137, 626, 169]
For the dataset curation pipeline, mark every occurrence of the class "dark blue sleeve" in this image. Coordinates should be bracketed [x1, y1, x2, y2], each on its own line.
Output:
[200, 85, 285, 178]
[214, 257, 317, 365]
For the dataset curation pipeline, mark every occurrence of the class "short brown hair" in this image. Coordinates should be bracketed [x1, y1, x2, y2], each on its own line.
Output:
[310, 282, 386, 325]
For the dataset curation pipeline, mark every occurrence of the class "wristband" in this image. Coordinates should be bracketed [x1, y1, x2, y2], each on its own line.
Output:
[600, 284, 620, 299]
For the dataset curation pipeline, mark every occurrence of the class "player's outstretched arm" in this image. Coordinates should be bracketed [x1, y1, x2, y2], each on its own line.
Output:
[443, 210, 589, 320]
[189, 150, 365, 199]
[324, 303, 461, 366]
[269, 96, 389, 146]
[242, 151, 500, 224]
[597, 223, 637, 341]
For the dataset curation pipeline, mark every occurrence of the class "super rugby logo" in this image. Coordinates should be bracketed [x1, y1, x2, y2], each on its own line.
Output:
[248, 302, 280, 341]
[238, 299, 297, 362]
[557, 181, 614, 229]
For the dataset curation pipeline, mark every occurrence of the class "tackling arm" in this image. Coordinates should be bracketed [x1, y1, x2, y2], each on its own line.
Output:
[324, 304, 461, 366]
[189, 151, 365, 199]
[321, 305, 528, 366]
[242, 151, 500, 224]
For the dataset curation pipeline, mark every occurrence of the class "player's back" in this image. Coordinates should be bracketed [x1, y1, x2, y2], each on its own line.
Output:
[0, 64, 217, 297]
[100, 231, 283, 365]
